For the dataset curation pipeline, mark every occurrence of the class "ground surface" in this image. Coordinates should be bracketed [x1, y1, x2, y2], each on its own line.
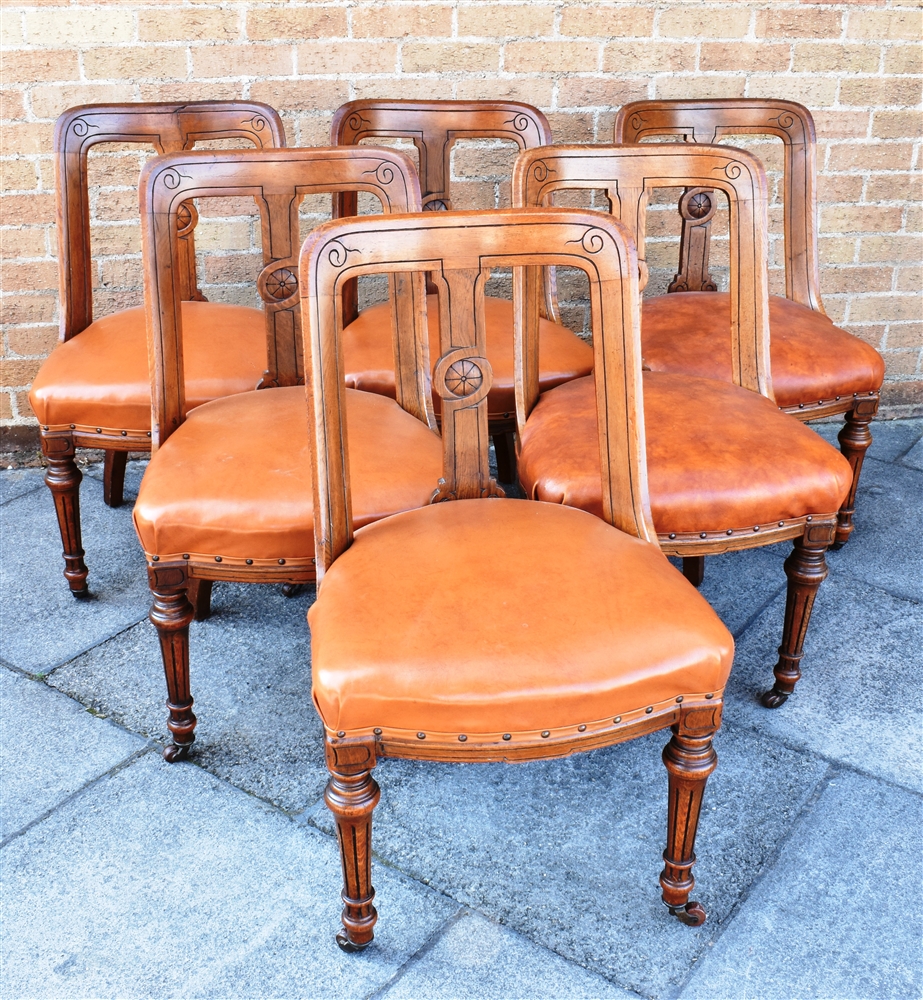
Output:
[1, 419, 921, 1000]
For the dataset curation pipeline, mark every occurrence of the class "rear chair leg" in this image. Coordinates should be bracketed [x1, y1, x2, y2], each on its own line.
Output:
[661, 705, 719, 926]
[42, 436, 89, 597]
[492, 431, 517, 484]
[834, 408, 874, 548]
[761, 532, 829, 708]
[103, 449, 128, 508]
[149, 570, 196, 761]
[682, 556, 705, 588]
[325, 739, 380, 952]
[187, 578, 213, 621]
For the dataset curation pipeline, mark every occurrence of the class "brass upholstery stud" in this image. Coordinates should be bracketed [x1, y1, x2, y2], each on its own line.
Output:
[373, 728, 382, 736]
[278, 559, 286, 565]
[541, 731, 550, 738]
[416, 732, 426, 739]
[645, 706, 653, 714]
[753, 525, 760, 531]
[669, 533, 676, 539]
[699, 532, 707, 539]
[152, 555, 160, 562]
[147, 431, 151, 437]
[779, 521, 785, 527]
[836, 396, 841, 400]
[705, 693, 714, 700]
[183, 554, 189, 559]
[69, 424, 75, 429]
[215, 556, 222, 562]
[458, 734, 467, 742]
[337, 731, 346, 738]
[121, 430, 127, 436]
[676, 696, 684, 703]
[246, 559, 253, 565]
[43, 426, 49, 431]
[799, 403, 805, 408]
[726, 529, 733, 535]
[502, 733, 511, 740]
[806, 516, 813, 522]
[577, 724, 587, 732]
[96, 428, 101, 434]
[613, 716, 621, 724]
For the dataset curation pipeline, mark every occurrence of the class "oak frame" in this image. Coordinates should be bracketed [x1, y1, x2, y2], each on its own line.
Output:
[512, 144, 839, 706]
[40, 101, 286, 597]
[300, 208, 725, 945]
[138, 146, 426, 761]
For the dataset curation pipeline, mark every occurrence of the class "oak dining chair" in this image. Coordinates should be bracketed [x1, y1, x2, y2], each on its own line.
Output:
[133, 146, 442, 762]
[615, 99, 885, 548]
[513, 144, 853, 709]
[29, 101, 286, 598]
[300, 207, 735, 949]
[330, 99, 594, 480]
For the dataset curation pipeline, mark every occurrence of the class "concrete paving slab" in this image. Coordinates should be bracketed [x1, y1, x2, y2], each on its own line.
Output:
[0, 667, 145, 840]
[811, 417, 922, 465]
[307, 727, 829, 998]
[825, 457, 923, 603]
[0, 466, 45, 505]
[0, 753, 459, 1000]
[902, 435, 923, 471]
[48, 581, 329, 812]
[379, 909, 635, 1000]
[0, 478, 150, 673]
[678, 771, 923, 1000]
[725, 573, 922, 791]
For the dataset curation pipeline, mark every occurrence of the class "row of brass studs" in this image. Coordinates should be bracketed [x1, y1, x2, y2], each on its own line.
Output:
[796, 390, 877, 410]
[666, 517, 813, 542]
[44, 425, 152, 439]
[354, 693, 714, 743]
[150, 554, 316, 565]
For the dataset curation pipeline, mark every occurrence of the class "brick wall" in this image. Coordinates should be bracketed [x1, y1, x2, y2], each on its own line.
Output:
[2, 0, 921, 433]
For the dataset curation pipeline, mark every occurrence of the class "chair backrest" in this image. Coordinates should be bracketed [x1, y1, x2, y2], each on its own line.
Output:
[331, 100, 554, 320]
[615, 99, 821, 313]
[55, 101, 287, 342]
[300, 208, 654, 575]
[512, 144, 772, 401]
[140, 147, 426, 450]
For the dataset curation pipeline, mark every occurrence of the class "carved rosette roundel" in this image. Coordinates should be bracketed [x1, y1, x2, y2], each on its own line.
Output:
[688, 192, 712, 219]
[444, 359, 483, 397]
[266, 267, 297, 300]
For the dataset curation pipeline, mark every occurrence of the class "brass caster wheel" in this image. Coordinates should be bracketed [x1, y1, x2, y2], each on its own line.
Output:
[281, 583, 307, 599]
[669, 901, 707, 926]
[336, 930, 372, 953]
[71, 587, 90, 600]
[162, 742, 192, 763]
[760, 687, 790, 709]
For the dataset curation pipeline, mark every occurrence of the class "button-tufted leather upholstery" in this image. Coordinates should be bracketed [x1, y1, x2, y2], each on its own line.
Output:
[641, 293, 885, 409]
[30, 301, 266, 433]
[133, 386, 442, 565]
[519, 373, 854, 534]
[342, 293, 593, 422]
[310, 498, 734, 737]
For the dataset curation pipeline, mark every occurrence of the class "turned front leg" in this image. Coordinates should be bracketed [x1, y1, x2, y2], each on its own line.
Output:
[324, 741, 380, 952]
[661, 712, 718, 926]
[762, 532, 830, 708]
[149, 570, 196, 761]
[42, 435, 89, 597]
[834, 407, 874, 548]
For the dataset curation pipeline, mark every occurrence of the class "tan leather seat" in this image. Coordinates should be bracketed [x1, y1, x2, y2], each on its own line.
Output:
[30, 301, 267, 433]
[310, 498, 734, 738]
[641, 293, 885, 409]
[343, 294, 594, 421]
[133, 386, 442, 564]
[519, 374, 854, 534]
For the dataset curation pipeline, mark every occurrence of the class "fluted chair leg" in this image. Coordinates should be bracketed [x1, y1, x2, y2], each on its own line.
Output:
[833, 408, 874, 548]
[103, 449, 128, 508]
[42, 436, 89, 598]
[761, 534, 829, 708]
[661, 712, 718, 926]
[325, 744, 380, 952]
[150, 577, 196, 761]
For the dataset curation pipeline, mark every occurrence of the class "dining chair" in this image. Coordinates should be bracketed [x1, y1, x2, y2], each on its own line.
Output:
[513, 144, 853, 709]
[133, 146, 442, 762]
[615, 99, 885, 548]
[301, 207, 735, 949]
[330, 99, 594, 481]
[29, 101, 286, 598]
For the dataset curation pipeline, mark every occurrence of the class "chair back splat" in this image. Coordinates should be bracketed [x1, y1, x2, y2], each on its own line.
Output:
[56, 101, 286, 342]
[301, 210, 735, 949]
[301, 208, 654, 571]
[513, 143, 773, 402]
[615, 99, 821, 312]
[140, 147, 429, 452]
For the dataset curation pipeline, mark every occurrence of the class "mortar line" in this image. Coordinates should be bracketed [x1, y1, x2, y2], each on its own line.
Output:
[0, 744, 156, 850]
